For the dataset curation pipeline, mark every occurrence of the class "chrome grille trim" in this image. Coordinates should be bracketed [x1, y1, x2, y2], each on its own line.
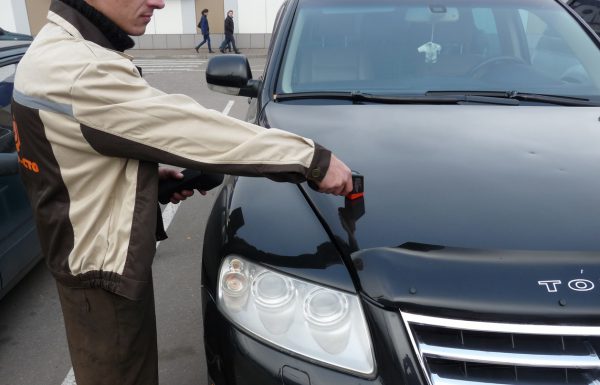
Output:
[420, 342, 600, 368]
[402, 312, 600, 336]
[430, 374, 600, 385]
[401, 312, 600, 385]
[431, 373, 516, 385]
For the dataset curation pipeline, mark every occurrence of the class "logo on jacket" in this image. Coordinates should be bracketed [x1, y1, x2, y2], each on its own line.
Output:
[12, 117, 40, 173]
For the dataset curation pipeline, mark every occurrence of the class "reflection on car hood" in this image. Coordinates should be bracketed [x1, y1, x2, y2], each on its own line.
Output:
[264, 102, 600, 252]
[263, 102, 600, 314]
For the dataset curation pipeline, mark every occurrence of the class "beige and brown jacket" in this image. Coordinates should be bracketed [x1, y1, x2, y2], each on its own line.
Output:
[11, 0, 331, 299]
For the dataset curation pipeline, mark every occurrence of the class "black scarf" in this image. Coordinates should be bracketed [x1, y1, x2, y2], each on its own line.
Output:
[58, 0, 134, 51]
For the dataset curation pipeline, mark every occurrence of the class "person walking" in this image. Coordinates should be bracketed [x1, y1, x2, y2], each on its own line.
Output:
[11, 1, 353, 384]
[219, 9, 240, 54]
[194, 8, 214, 53]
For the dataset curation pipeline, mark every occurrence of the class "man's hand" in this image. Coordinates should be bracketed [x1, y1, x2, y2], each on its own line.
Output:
[316, 155, 353, 196]
[158, 167, 206, 204]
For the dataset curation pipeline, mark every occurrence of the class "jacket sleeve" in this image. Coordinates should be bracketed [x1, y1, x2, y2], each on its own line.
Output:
[70, 57, 331, 183]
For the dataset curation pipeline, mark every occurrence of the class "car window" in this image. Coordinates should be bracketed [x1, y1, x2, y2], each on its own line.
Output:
[0, 63, 16, 153]
[278, 0, 600, 100]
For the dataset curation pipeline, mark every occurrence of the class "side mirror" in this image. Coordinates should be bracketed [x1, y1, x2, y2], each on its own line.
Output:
[206, 55, 260, 98]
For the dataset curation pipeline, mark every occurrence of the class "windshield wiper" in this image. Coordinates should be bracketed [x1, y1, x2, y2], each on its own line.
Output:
[274, 91, 520, 105]
[275, 91, 599, 106]
[427, 90, 599, 106]
[275, 91, 452, 104]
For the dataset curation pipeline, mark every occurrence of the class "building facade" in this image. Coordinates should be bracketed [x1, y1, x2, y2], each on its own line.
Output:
[1, 0, 284, 49]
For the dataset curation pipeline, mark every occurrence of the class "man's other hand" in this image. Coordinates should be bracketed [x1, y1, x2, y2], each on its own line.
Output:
[316, 155, 353, 196]
[158, 167, 206, 204]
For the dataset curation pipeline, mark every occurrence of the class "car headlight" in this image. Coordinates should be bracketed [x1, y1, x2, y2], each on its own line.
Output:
[217, 255, 375, 375]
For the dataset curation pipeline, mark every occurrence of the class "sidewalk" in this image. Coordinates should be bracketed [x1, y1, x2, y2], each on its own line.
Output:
[125, 48, 268, 60]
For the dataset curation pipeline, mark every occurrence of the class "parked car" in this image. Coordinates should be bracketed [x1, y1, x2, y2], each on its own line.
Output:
[0, 40, 41, 300]
[568, 0, 600, 34]
[203, 0, 600, 384]
[0, 27, 33, 42]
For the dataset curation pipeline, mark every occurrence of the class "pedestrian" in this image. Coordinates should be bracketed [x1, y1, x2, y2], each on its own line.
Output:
[194, 8, 214, 53]
[219, 9, 240, 54]
[11, 1, 353, 385]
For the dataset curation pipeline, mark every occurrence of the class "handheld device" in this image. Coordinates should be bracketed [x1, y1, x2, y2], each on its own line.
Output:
[306, 170, 364, 199]
[346, 171, 364, 200]
[158, 169, 224, 204]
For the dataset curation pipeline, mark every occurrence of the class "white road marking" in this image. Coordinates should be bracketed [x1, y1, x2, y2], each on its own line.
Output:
[222, 100, 235, 116]
[155, 202, 178, 247]
[61, 95, 236, 385]
[197, 67, 264, 73]
[61, 369, 75, 385]
[133, 58, 207, 73]
[131, 57, 264, 74]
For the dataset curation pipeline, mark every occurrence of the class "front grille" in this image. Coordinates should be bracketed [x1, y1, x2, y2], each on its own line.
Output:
[402, 312, 600, 385]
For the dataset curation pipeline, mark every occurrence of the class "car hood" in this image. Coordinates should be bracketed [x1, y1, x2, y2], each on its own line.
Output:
[263, 102, 600, 316]
[264, 102, 600, 252]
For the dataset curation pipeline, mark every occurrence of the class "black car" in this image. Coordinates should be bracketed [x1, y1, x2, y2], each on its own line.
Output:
[203, 0, 600, 384]
[0, 40, 41, 300]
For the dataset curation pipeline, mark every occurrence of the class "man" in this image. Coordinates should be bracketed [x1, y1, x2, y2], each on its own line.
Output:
[11, 0, 352, 384]
[194, 8, 214, 53]
[219, 9, 240, 54]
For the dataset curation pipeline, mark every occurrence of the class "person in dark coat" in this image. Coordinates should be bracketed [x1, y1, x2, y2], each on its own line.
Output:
[219, 10, 240, 54]
[195, 8, 214, 53]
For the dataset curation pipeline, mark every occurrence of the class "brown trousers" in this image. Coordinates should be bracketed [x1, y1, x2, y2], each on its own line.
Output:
[56, 279, 158, 385]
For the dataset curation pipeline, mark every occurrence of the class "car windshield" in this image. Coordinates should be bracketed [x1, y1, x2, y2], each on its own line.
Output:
[277, 0, 600, 101]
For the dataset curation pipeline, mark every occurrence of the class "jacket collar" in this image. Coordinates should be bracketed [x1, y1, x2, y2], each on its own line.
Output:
[49, 0, 134, 52]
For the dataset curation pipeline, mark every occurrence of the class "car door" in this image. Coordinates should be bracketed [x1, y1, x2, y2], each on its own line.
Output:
[0, 48, 41, 298]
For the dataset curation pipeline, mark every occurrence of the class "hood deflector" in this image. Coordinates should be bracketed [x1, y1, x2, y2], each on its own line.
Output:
[353, 244, 600, 322]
